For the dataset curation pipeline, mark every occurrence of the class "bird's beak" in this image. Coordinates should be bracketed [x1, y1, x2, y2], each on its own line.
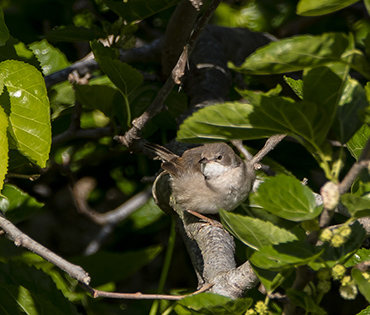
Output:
[199, 157, 209, 164]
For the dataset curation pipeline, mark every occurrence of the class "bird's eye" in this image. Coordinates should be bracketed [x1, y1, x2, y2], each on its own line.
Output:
[217, 155, 223, 160]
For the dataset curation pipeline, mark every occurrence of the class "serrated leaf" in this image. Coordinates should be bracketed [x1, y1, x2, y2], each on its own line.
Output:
[284, 76, 303, 99]
[91, 40, 143, 125]
[0, 104, 8, 191]
[333, 78, 368, 143]
[0, 184, 44, 223]
[356, 305, 370, 315]
[297, 0, 358, 16]
[250, 174, 322, 221]
[230, 33, 350, 75]
[0, 263, 79, 315]
[344, 248, 370, 267]
[0, 60, 51, 167]
[70, 245, 162, 287]
[29, 39, 70, 75]
[286, 289, 326, 315]
[250, 241, 323, 270]
[91, 41, 143, 96]
[102, 0, 181, 22]
[0, 6, 9, 46]
[177, 81, 337, 151]
[347, 124, 370, 160]
[174, 293, 252, 315]
[220, 210, 298, 250]
[352, 268, 370, 303]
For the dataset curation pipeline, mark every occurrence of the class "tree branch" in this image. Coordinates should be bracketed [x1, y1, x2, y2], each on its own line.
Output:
[0, 214, 91, 285]
[115, 0, 222, 150]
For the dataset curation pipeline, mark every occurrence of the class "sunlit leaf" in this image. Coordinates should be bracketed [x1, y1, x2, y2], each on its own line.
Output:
[220, 210, 298, 250]
[0, 103, 8, 191]
[230, 33, 350, 74]
[29, 39, 70, 75]
[0, 184, 44, 223]
[347, 124, 370, 160]
[250, 241, 323, 270]
[297, 0, 359, 16]
[0, 60, 51, 167]
[352, 268, 370, 303]
[251, 174, 322, 221]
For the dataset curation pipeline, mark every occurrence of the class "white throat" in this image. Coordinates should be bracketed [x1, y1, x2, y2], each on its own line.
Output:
[201, 161, 229, 179]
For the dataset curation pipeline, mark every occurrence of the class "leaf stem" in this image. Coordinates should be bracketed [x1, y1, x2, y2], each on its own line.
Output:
[149, 217, 176, 315]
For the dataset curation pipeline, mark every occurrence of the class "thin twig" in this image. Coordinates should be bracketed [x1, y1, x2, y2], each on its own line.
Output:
[0, 214, 91, 285]
[251, 134, 286, 164]
[115, 0, 221, 149]
[72, 177, 152, 226]
[81, 282, 214, 300]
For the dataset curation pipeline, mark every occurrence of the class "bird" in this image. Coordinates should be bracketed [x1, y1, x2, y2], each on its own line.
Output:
[145, 142, 255, 216]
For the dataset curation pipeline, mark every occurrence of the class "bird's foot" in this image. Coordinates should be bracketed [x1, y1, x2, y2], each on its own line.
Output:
[186, 210, 223, 229]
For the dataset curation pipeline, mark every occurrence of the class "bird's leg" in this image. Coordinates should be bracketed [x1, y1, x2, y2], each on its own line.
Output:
[186, 210, 223, 229]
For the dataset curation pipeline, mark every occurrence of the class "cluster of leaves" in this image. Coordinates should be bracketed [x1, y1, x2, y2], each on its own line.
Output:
[1, 0, 370, 314]
[176, 0, 370, 314]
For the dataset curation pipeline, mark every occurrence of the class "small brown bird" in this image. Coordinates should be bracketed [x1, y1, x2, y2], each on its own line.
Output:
[145, 142, 255, 214]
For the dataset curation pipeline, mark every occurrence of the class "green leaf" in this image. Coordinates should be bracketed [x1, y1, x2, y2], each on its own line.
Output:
[0, 103, 8, 191]
[252, 266, 293, 294]
[341, 194, 370, 219]
[284, 76, 303, 99]
[286, 289, 326, 314]
[344, 248, 370, 267]
[102, 0, 180, 22]
[29, 39, 70, 75]
[0, 184, 44, 223]
[46, 25, 106, 42]
[71, 245, 162, 287]
[91, 40, 143, 126]
[366, 0, 370, 16]
[297, 0, 359, 16]
[75, 84, 127, 126]
[0, 6, 9, 46]
[356, 305, 370, 315]
[230, 33, 350, 75]
[0, 262, 79, 315]
[352, 268, 370, 303]
[174, 293, 252, 315]
[220, 210, 298, 250]
[347, 124, 370, 160]
[302, 66, 343, 143]
[333, 78, 368, 144]
[250, 240, 323, 270]
[0, 60, 51, 167]
[251, 174, 322, 221]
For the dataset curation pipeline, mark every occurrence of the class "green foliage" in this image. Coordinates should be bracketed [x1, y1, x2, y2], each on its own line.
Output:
[1, 0, 370, 314]
[174, 293, 252, 315]
[297, 0, 359, 16]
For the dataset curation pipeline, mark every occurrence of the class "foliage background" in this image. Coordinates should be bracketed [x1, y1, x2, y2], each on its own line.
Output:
[1, 0, 370, 314]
